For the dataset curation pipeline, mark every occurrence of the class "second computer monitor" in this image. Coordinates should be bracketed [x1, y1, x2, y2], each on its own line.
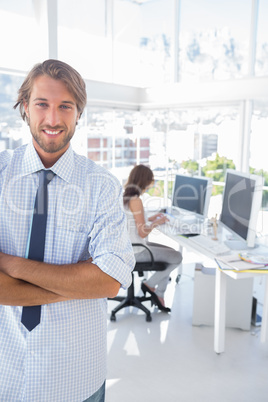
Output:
[220, 169, 263, 248]
[172, 174, 212, 218]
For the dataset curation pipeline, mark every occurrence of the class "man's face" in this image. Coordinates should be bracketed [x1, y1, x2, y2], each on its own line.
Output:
[24, 75, 80, 167]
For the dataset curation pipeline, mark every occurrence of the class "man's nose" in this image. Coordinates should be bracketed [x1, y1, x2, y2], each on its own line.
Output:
[45, 107, 61, 126]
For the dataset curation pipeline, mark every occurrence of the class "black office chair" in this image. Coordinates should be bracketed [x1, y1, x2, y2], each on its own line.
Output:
[109, 243, 168, 322]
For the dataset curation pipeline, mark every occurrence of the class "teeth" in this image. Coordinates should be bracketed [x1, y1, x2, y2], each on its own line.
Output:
[44, 130, 60, 135]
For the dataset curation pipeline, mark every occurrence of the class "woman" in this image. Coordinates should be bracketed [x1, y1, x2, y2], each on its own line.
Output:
[123, 165, 182, 313]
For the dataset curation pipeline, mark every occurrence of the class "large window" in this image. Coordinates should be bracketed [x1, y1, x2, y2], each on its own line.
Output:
[0, 72, 29, 151]
[137, 0, 174, 86]
[250, 101, 268, 234]
[113, 0, 174, 86]
[255, 0, 268, 76]
[79, 107, 142, 180]
[250, 101, 268, 174]
[57, 0, 111, 81]
[178, 0, 252, 82]
[140, 106, 239, 171]
[139, 106, 240, 217]
[1, 0, 265, 86]
[0, 0, 47, 71]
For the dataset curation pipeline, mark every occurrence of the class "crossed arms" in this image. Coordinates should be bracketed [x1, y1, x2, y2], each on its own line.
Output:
[0, 253, 120, 306]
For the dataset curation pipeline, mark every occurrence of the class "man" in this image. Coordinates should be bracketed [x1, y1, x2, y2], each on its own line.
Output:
[0, 60, 135, 402]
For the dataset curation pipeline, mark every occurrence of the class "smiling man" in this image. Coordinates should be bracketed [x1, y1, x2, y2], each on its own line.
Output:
[0, 60, 135, 402]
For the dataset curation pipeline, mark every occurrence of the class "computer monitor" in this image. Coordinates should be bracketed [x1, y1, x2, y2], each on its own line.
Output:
[220, 169, 263, 248]
[171, 174, 212, 219]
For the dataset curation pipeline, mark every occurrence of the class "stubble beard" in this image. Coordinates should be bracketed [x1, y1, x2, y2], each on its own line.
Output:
[29, 122, 76, 154]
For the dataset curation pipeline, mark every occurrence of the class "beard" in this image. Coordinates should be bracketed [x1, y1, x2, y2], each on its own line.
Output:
[29, 122, 76, 154]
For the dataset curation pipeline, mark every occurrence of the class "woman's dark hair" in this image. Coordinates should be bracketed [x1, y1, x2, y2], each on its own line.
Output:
[14, 59, 87, 121]
[123, 164, 154, 206]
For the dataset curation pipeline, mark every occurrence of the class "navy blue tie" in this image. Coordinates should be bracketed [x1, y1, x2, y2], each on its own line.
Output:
[21, 170, 54, 331]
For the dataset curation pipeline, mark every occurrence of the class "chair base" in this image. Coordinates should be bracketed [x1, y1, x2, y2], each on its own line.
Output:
[110, 293, 152, 322]
[109, 250, 168, 323]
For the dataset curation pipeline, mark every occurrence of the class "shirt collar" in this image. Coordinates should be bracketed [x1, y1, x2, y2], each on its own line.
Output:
[21, 141, 75, 183]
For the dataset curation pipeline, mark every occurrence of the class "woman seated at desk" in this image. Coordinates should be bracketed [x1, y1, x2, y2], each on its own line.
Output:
[123, 165, 182, 313]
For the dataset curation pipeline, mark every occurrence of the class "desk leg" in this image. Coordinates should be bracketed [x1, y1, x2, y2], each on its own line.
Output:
[177, 245, 183, 282]
[261, 275, 268, 343]
[214, 268, 227, 354]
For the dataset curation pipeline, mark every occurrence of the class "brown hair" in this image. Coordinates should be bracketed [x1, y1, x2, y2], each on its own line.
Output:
[13, 59, 87, 121]
[123, 164, 154, 206]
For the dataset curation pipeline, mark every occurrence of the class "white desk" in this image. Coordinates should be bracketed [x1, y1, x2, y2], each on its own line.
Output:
[156, 221, 268, 354]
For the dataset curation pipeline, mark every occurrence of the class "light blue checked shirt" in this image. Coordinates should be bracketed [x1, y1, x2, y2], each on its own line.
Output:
[0, 142, 134, 402]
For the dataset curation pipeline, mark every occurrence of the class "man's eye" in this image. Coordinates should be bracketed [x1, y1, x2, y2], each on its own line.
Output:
[60, 105, 71, 109]
[37, 103, 47, 107]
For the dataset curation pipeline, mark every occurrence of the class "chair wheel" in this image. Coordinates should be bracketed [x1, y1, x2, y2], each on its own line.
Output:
[146, 315, 152, 322]
[110, 313, 116, 322]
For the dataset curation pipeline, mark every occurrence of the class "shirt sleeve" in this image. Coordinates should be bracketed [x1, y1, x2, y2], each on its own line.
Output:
[88, 173, 135, 290]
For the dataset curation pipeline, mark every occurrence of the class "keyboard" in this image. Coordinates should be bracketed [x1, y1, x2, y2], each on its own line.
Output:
[164, 212, 201, 225]
[163, 215, 202, 236]
[164, 213, 181, 226]
[190, 234, 230, 256]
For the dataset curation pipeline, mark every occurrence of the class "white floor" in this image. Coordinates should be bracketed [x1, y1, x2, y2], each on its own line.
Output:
[106, 251, 268, 402]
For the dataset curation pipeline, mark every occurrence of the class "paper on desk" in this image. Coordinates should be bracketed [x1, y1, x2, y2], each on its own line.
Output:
[216, 253, 268, 271]
[239, 250, 268, 265]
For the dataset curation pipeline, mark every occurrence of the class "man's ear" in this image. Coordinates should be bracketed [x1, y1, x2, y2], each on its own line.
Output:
[23, 100, 30, 124]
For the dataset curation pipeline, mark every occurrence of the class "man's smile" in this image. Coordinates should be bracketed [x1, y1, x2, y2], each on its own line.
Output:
[43, 129, 62, 135]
